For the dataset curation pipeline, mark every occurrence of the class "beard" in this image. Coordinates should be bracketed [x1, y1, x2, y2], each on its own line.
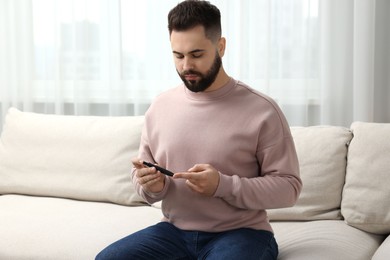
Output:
[177, 52, 222, 93]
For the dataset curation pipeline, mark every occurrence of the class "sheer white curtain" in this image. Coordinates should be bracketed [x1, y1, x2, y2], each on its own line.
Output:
[1, 0, 389, 131]
[319, 0, 390, 126]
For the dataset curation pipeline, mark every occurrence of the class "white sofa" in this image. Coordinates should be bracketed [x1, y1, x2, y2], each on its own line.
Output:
[0, 107, 389, 260]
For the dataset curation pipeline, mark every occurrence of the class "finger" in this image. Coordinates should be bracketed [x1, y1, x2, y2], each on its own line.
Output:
[185, 179, 201, 193]
[144, 177, 162, 187]
[173, 172, 198, 180]
[136, 166, 156, 178]
[132, 158, 144, 168]
[187, 164, 208, 172]
[138, 171, 161, 185]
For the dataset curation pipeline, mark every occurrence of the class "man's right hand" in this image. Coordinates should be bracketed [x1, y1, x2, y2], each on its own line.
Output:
[132, 158, 166, 193]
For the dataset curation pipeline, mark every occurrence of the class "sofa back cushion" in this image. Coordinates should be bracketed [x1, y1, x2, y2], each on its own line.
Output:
[268, 126, 352, 221]
[0, 108, 146, 206]
[342, 122, 390, 235]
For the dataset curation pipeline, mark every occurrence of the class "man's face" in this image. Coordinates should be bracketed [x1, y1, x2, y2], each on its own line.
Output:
[170, 26, 222, 92]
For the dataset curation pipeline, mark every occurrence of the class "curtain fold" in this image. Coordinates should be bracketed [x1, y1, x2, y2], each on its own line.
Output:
[0, 0, 34, 116]
[353, 0, 375, 122]
[373, 0, 390, 123]
[319, 0, 354, 126]
[319, 0, 390, 126]
[0, 0, 389, 131]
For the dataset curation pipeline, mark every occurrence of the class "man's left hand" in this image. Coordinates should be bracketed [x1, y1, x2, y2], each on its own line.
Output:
[173, 164, 220, 196]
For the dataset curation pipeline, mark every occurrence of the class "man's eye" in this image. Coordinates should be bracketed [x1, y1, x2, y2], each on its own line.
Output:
[192, 54, 202, 58]
[175, 55, 184, 59]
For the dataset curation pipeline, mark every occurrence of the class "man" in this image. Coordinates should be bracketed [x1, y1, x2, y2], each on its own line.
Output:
[96, 0, 302, 259]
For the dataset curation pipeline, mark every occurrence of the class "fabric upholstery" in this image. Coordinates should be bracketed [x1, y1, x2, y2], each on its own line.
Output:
[0, 108, 145, 205]
[267, 126, 352, 220]
[342, 122, 390, 234]
[271, 220, 384, 260]
[372, 235, 390, 260]
[1, 110, 389, 259]
[0, 194, 162, 260]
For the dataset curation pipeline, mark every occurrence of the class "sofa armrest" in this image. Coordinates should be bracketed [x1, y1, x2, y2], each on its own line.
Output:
[372, 235, 390, 260]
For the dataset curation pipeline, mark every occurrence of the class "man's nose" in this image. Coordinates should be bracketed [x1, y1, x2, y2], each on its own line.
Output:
[183, 57, 194, 71]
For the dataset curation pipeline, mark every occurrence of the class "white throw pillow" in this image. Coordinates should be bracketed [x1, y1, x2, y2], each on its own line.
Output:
[342, 122, 390, 234]
[268, 126, 352, 221]
[0, 107, 146, 206]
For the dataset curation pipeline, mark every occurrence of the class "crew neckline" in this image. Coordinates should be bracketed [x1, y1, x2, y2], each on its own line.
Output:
[184, 77, 236, 101]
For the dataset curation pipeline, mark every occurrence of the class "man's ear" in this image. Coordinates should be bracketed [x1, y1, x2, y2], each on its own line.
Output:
[217, 37, 226, 57]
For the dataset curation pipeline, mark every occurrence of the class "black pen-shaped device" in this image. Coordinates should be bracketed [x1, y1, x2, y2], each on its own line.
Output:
[142, 161, 174, 177]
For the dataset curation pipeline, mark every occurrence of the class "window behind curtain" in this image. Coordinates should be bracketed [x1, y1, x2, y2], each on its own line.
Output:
[0, 0, 320, 130]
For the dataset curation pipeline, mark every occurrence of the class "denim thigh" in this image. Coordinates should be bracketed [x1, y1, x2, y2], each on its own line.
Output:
[198, 228, 278, 260]
[96, 222, 278, 260]
[95, 222, 191, 260]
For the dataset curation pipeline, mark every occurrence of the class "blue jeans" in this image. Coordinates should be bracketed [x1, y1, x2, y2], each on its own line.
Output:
[96, 222, 278, 260]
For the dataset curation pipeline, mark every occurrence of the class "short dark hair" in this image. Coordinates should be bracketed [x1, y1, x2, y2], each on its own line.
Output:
[168, 0, 221, 42]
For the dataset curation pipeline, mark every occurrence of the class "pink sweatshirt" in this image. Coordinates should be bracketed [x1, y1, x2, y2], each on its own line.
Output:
[132, 78, 302, 233]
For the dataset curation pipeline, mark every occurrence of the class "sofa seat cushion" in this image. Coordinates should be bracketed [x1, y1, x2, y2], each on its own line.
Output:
[271, 220, 385, 260]
[0, 194, 163, 260]
[372, 235, 390, 260]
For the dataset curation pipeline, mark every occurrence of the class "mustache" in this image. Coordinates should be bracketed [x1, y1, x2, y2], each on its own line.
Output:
[181, 70, 202, 77]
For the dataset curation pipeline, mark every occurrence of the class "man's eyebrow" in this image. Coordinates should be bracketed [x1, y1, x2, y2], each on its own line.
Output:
[173, 49, 205, 55]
